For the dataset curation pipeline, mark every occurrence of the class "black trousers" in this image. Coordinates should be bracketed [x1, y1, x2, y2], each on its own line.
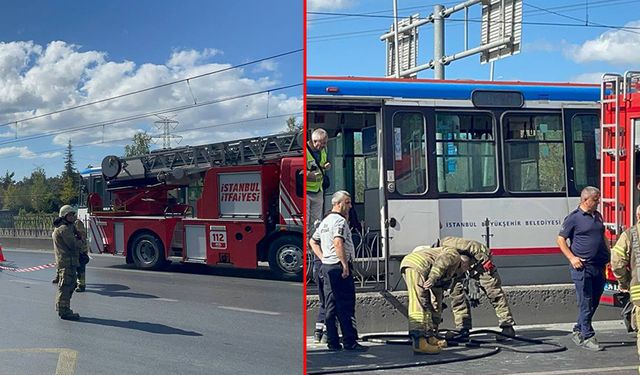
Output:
[322, 262, 358, 347]
[313, 257, 326, 326]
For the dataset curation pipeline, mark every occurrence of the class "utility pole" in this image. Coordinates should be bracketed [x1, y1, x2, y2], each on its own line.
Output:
[392, 0, 401, 78]
[433, 4, 445, 79]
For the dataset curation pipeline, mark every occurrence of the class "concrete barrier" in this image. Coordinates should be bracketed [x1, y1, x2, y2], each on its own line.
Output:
[0, 237, 52, 251]
[306, 284, 623, 335]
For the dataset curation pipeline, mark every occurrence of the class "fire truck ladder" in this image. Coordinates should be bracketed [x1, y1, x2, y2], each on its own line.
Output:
[102, 131, 303, 181]
[600, 73, 624, 234]
[623, 71, 640, 98]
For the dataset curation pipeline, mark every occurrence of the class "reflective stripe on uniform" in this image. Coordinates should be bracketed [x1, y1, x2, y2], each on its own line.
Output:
[613, 245, 628, 259]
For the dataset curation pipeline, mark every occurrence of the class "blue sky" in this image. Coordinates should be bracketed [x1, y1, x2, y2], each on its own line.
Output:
[307, 0, 640, 82]
[0, 0, 302, 179]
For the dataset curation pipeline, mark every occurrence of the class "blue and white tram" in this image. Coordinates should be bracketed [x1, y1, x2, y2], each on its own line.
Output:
[306, 77, 600, 286]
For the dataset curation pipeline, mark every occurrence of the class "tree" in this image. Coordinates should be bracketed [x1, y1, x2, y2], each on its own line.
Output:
[286, 116, 302, 132]
[124, 132, 152, 157]
[29, 168, 51, 212]
[60, 176, 77, 205]
[0, 171, 14, 190]
[0, 171, 14, 209]
[60, 140, 79, 205]
[61, 140, 76, 181]
[3, 183, 29, 212]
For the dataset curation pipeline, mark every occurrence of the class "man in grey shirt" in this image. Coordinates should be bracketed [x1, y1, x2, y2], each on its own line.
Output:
[309, 190, 366, 351]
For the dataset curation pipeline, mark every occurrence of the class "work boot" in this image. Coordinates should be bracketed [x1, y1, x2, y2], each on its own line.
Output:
[51, 275, 59, 284]
[412, 336, 441, 355]
[581, 336, 603, 351]
[75, 284, 86, 292]
[427, 336, 448, 348]
[445, 328, 470, 342]
[59, 311, 80, 321]
[496, 325, 516, 342]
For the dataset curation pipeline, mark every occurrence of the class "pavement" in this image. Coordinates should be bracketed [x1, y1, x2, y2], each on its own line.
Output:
[306, 320, 639, 375]
[0, 248, 303, 375]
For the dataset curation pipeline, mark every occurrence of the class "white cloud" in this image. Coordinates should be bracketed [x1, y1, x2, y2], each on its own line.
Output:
[0, 145, 61, 159]
[570, 72, 604, 83]
[0, 41, 301, 157]
[308, 0, 353, 11]
[567, 20, 640, 64]
[253, 60, 278, 73]
[167, 48, 221, 69]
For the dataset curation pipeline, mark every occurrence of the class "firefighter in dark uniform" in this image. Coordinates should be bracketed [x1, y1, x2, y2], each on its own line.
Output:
[611, 204, 640, 372]
[53, 205, 84, 320]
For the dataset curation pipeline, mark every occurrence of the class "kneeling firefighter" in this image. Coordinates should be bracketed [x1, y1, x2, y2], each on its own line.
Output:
[400, 246, 471, 354]
[439, 236, 516, 340]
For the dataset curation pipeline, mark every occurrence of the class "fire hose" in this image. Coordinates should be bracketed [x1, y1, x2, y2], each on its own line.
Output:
[307, 328, 567, 375]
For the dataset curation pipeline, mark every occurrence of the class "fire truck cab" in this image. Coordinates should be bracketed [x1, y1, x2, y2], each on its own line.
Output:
[600, 71, 640, 304]
[85, 132, 304, 279]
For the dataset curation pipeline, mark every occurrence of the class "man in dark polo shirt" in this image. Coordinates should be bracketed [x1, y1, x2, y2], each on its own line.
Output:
[557, 186, 609, 351]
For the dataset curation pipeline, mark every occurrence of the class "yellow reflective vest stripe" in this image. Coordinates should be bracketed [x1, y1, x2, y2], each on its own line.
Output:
[306, 147, 327, 193]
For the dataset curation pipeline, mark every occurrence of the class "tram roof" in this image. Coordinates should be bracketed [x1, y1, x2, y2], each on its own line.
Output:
[307, 76, 601, 102]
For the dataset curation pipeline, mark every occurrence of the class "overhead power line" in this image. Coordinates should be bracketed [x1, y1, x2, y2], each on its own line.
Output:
[0, 48, 302, 129]
[0, 111, 302, 163]
[308, 5, 640, 42]
[0, 82, 302, 147]
[308, 0, 637, 21]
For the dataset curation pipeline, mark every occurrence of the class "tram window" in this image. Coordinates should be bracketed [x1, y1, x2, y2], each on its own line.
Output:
[392, 112, 427, 195]
[503, 114, 565, 193]
[436, 113, 497, 193]
[570, 114, 599, 191]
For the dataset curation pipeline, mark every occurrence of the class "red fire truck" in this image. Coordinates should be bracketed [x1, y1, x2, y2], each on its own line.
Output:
[84, 132, 304, 279]
[600, 71, 640, 304]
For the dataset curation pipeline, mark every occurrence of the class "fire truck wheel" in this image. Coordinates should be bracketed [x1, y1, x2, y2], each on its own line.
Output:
[268, 235, 303, 279]
[131, 232, 166, 270]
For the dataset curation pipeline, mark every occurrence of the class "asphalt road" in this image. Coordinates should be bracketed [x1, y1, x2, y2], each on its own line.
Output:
[307, 320, 639, 375]
[0, 249, 303, 375]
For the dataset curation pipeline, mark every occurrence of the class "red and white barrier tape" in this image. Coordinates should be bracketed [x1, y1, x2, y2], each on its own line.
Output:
[0, 263, 56, 272]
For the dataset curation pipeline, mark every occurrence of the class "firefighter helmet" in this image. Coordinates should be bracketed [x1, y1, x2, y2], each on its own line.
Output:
[59, 205, 77, 218]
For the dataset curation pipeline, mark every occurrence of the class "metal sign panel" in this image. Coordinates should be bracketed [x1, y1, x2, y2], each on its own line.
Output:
[218, 172, 262, 217]
[386, 14, 419, 77]
[480, 0, 522, 64]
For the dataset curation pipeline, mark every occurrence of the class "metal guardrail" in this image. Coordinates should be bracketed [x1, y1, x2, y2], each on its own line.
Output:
[306, 226, 386, 292]
[0, 213, 56, 239]
[0, 228, 52, 238]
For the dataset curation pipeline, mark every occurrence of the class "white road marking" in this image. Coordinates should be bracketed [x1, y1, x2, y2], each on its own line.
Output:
[0, 348, 78, 375]
[509, 365, 638, 375]
[153, 298, 178, 302]
[218, 306, 280, 316]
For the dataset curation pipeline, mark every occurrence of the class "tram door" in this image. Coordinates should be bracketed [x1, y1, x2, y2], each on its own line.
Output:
[382, 106, 440, 262]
